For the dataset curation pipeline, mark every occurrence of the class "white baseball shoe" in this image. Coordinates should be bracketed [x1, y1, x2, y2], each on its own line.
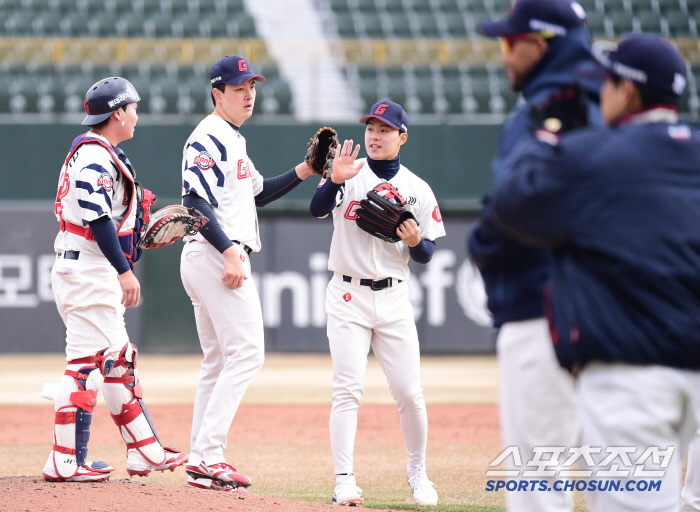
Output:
[42, 460, 114, 482]
[332, 474, 364, 506]
[187, 475, 250, 495]
[407, 464, 438, 506]
[126, 446, 189, 477]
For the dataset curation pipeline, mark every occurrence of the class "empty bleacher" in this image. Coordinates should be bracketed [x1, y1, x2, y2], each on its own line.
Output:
[0, 0, 700, 120]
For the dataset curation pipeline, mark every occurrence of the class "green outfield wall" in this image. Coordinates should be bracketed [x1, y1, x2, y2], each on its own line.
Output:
[1, 123, 500, 211]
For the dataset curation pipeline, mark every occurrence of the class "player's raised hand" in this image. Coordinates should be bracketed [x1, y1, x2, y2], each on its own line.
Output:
[118, 270, 141, 308]
[397, 218, 422, 247]
[222, 246, 247, 289]
[331, 139, 365, 184]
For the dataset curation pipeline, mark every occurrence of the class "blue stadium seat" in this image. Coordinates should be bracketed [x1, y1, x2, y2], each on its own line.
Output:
[335, 13, 357, 37]
[609, 10, 634, 35]
[416, 12, 440, 37]
[361, 12, 387, 38]
[665, 10, 693, 36]
[584, 10, 607, 37]
[388, 11, 412, 37]
[637, 11, 663, 33]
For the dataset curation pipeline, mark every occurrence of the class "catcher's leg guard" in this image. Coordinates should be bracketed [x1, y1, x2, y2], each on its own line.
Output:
[103, 343, 187, 476]
[44, 349, 115, 482]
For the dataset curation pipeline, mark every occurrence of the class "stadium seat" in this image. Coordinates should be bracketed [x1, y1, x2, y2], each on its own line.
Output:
[361, 12, 387, 38]
[637, 10, 663, 33]
[388, 12, 412, 37]
[609, 11, 635, 35]
[584, 11, 607, 37]
[410, 0, 432, 12]
[603, 0, 630, 15]
[665, 10, 694, 36]
[335, 13, 358, 37]
[330, 0, 350, 13]
[357, 0, 378, 13]
[382, 0, 404, 12]
[444, 12, 467, 37]
[416, 12, 440, 37]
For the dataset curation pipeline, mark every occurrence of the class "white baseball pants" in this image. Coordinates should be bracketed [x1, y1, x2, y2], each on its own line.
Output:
[326, 274, 428, 475]
[580, 363, 700, 512]
[180, 241, 264, 467]
[497, 317, 578, 512]
[52, 254, 129, 360]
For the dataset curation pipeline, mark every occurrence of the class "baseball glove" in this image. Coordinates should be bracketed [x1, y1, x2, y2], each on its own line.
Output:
[355, 183, 418, 243]
[137, 205, 209, 249]
[305, 126, 339, 177]
[529, 83, 589, 134]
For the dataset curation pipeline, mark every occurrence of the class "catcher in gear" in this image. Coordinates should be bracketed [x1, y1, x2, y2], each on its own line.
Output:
[305, 126, 338, 178]
[309, 100, 445, 507]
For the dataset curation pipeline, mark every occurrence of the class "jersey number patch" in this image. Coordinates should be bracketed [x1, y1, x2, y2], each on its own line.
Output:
[55, 170, 71, 215]
[344, 201, 362, 220]
[237, 159, 251, 179]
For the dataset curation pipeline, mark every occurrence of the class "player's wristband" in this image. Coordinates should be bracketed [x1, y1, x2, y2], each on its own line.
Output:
[409, 239, 435, 264]
[182, 193, 233, 254]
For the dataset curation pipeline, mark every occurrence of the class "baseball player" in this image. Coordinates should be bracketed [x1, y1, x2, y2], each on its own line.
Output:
[467, 2, 600, 510]
[47, 77, 188, 482]
[309, 101, 445, 507]
[179, 55, 317, 493]
[491, 34, 700, 512]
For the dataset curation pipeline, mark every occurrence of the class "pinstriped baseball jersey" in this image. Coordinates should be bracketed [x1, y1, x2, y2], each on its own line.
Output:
[54, 132, 134, 256]
[181, 115, 264, 252]
[326, 159, 446, 281]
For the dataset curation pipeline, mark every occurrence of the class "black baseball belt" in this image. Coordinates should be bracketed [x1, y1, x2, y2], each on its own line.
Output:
[232, 240, 253, 256]
[57, 251, 80, 260]
[343, 275, 402, 291]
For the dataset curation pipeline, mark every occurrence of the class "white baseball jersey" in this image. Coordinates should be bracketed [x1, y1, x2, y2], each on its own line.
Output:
[54, 133, 136, 257]
[181, 115, 264, 252]
[325, 160, 446, 281]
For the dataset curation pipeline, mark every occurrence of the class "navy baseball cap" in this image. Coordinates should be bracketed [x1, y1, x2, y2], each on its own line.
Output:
[582, 34, 687, 96]
[479, 0, 586, 37]
[359, 100, 409, 133]
[210, 55, 266, 87]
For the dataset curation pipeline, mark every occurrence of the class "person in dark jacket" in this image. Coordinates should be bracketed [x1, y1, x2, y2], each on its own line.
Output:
[467, 1, 599, 510]
[491, 33, 700, 512]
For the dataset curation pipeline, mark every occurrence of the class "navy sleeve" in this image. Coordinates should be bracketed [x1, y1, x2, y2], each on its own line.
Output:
[491, 138, 575, 247]
[310, 179, 342, 217]
[89, 216, 131, 275]
[254, 168, 303, 207]
[182, 192, 233, 254]
[409, 239, 435, 264]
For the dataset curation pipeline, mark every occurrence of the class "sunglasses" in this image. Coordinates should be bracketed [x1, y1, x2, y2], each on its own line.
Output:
[500, 31, 555, 54]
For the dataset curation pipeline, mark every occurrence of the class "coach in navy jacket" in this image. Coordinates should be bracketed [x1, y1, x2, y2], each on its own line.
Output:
[468, 1, 601, 328]
[491, 34, 700, 512]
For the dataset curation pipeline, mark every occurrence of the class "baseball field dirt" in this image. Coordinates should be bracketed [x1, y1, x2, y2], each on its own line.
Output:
[0, 353, 588, 511]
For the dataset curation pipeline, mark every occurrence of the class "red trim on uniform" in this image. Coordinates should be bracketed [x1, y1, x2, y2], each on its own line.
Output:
[55, 411, 77, 424]
[68, 356, 101, 365]
[104, 375, 135, 384]
[60, 219, 96, 241]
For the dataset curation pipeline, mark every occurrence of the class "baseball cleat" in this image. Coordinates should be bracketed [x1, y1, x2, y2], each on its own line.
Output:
[185, 461, 252, 487]
[42, 460, 114, 482]
[187, 475, 250, 495]
[126, 446, 189, 477]
[407, 465, 438, 506]
[332, 475, 364, 507]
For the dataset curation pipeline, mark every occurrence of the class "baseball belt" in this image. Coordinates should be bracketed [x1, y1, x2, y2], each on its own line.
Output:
[343, 275, 402, 291]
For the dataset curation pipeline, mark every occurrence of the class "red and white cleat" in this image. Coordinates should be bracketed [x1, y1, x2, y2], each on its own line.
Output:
[43, 460, 114, 482]
[187, 475, 251, 495]
[127, 447, 189, 477]
[185, 461, 251, 487]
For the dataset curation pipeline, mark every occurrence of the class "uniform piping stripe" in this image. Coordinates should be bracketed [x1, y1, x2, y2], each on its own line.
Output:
[76, 180, 112, 210]
[186, 166, 218, 207]
[207, 134, 227, 162]
[190, 141, 225, 186]
[83, 163, 110, 175]
[78, 199, 105, 218]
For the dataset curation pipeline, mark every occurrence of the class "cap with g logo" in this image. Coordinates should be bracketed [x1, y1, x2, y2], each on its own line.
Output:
[584, 34, 687, 96]
[210, 55, 266, 87]
[359, 100, 409, 133]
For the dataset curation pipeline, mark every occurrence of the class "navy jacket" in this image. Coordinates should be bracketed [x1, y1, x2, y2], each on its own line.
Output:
[491, 108, 700, 371]
[468, 26, 601, 327]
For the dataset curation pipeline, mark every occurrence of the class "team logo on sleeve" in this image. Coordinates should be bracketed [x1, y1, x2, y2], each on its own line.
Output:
[432, 206, 442, 222]
[194, 151, 215, 170]
[98, 172, 114, 192]
[344, 201, 362, 220]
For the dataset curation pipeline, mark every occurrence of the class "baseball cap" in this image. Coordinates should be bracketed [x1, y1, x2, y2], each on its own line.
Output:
[359, 100, 409, 133]
[582, 34, 687, 96]
[210, 55, 266, 87]
[478, 0, 586, 38]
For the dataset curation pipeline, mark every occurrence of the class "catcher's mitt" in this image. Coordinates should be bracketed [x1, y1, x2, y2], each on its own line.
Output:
[305, 126, 339, 177]
[355, 182, 418, 243]
[137, 205, 209, 249]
